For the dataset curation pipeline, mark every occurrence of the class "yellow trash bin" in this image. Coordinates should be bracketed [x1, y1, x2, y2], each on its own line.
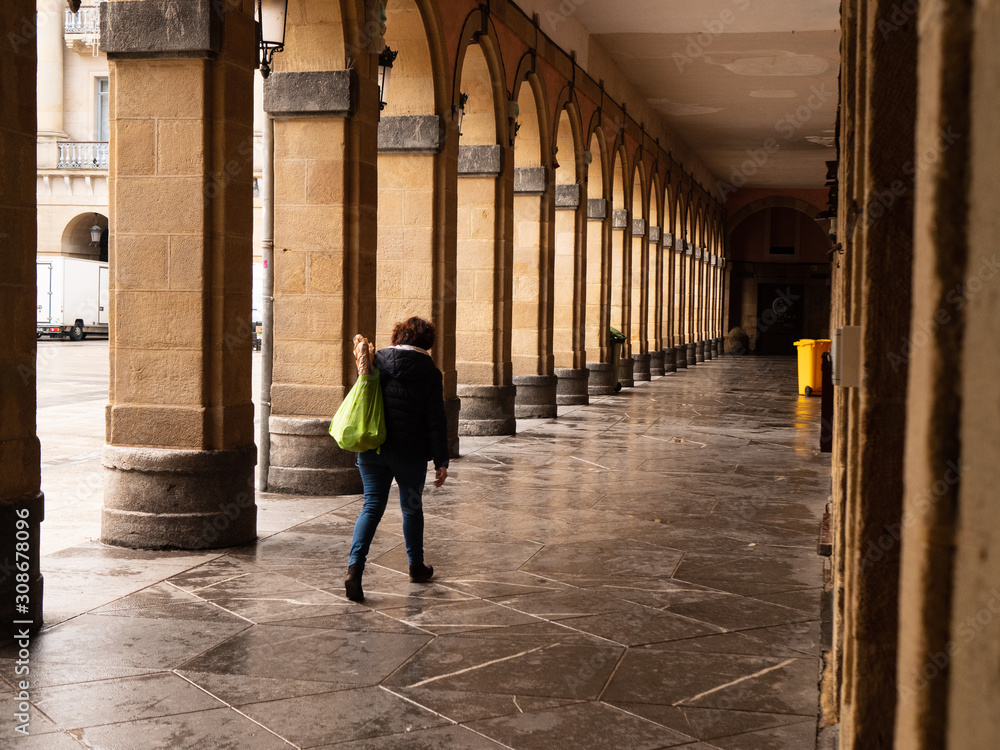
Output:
[794, 339, 832, 396]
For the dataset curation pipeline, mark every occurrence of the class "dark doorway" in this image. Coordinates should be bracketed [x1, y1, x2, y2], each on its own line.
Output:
[755, 283, 804, 354]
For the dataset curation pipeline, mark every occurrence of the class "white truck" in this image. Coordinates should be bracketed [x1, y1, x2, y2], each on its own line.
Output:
[36, 257, 109, 340]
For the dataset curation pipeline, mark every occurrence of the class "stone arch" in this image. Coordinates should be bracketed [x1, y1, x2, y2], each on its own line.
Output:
[726, 195, 823, 236]
[452, 13, 509, 147]
[60, 211, 108, 260]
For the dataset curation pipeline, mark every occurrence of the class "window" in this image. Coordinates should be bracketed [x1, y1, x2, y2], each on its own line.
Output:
[95, 77, 109, 142]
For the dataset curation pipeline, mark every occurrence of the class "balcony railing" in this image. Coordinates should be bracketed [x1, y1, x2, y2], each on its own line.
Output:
[64, 5, 102, 35]
[57, 142, 109, 170]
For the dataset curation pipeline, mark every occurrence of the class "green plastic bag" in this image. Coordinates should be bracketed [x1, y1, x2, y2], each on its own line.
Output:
[329, 369, 387, 452]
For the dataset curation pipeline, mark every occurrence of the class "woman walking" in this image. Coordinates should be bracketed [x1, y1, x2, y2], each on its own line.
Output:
[345, 317, 449, 602]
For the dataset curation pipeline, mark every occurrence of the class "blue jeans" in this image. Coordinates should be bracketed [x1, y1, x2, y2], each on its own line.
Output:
[349, 445, 428, 568]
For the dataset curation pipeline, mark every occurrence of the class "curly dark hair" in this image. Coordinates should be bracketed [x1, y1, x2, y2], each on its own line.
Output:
[391, 317, 436, 350]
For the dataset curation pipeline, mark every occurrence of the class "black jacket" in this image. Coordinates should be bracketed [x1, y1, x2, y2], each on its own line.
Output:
[375, 347, 449, 469]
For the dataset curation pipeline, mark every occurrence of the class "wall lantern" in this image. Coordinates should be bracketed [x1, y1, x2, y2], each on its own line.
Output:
[377, 45, 398, 112]
[454, 92, 469, 136]
[255, 0, 288, 79]
[89, 216, 102, 246]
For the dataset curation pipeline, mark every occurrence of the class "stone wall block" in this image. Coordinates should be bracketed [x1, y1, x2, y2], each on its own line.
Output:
[555, 368, 589, 405]
[377, 115, 444, 153]
[649, 349, 665, 376]
[633, 352, 651, 381]
[458, 145, 503, 177]
[513, 167, 548, 195]
[512, 375, 558, 419]
[102, 444, 256, 549]
[587, 198, 607, 220]
[264, 71, 353, 117]
[555, 183, 580, 208]
[457, 385, 515, 436]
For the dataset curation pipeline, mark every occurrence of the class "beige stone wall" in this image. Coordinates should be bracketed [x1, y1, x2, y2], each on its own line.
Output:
[585, 216, 608, 363]
[456, 175, 504, 384]
[272, 115, 356, 414]
[512, 193, 543, 375]
[552, 206, 578, 368]
[377, 153, 437, 348]
[610, 228, 627, 342]
[107, 37, 256, 450]
[629, 233, 646, 354]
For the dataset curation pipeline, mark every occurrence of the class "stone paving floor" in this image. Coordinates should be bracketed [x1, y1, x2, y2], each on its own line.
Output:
[4, 349, 830, 749]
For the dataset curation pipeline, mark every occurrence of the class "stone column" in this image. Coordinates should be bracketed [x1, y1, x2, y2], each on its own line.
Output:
[630, 219, 651, 382]
[36, 0, 67, 169]
[263, 66, 380, 493]
[376, 115, 460, 457]
[512, 166, 557, 419]
[945, 2, 1000, 742]
[554, 183, 589, 405]
[649, 226, 664, 376]
[838, 0, 916, 743]
[1, 0, 44, 636]
[456, 144, 515, 435]
[895, 0, 993, 746]
[662, 347, 677, 373]
[586, 198, 614, 395]
[100, 0, 257, 548]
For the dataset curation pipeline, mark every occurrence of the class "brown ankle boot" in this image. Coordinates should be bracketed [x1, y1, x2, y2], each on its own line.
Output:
[345, 564, 364, 601]
[409, 563, 434, 583]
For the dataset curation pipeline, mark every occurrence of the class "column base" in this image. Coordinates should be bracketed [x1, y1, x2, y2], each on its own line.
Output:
[268, 416, 362, 496]
[457, 384, 516, 436]
[0, 491, 44, 637]
[555, 368, 590, 405]
[686, 343, 697, 366]
[712, 339, 721, 357]
[445, 396, 461, 458]
[102, 444, 257, 550]
[704, 340, 713, 361]
[587, 362, 616, 395]
[696, 341, 706, 363]
[513, 375, 558, 419]
[676, 345, 688, 369]
[633, 352, 651, 381]
[619, 357, 635, 388]
[649, 350, 665, 376]
[663, 347, 677, 373]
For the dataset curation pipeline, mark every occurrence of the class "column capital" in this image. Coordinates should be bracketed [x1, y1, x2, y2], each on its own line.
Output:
[101, 0, 225, 59]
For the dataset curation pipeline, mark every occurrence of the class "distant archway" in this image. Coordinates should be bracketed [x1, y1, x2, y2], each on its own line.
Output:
[60, 212, 108, 261]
